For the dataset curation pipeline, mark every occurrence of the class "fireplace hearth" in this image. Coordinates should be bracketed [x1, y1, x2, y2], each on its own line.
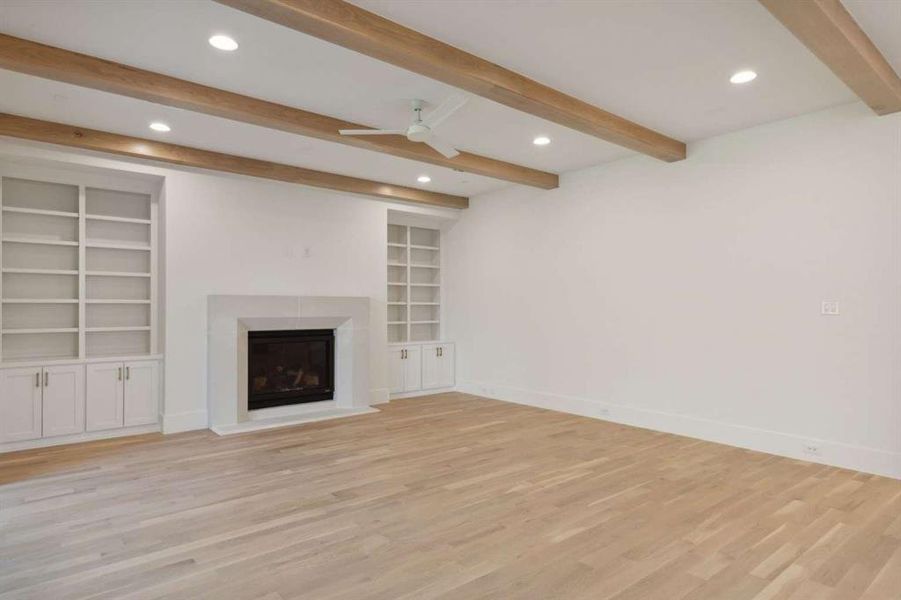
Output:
[247, 329, 335, 410]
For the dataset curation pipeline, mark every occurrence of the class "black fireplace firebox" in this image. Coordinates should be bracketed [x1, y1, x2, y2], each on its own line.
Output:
[247, 329, 335, 410]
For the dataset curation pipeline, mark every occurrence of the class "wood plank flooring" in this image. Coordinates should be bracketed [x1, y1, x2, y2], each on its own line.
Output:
[1, 393, 899, 599]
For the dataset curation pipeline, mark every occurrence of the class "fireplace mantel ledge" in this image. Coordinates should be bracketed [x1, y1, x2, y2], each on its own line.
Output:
[210, 406, 378, 436]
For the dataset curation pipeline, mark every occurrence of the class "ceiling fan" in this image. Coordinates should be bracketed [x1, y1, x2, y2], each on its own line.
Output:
[339, 96, 469, 159]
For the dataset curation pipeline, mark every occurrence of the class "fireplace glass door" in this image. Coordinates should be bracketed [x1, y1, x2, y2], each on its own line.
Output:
[247, 329, 335, 410]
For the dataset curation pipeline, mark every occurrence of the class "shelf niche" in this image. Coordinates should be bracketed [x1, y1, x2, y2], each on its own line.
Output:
[386, 224, 441, 344]
[1, 170, 157, 364]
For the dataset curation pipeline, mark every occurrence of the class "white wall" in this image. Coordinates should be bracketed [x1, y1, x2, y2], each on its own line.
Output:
[161, 171, 389, 432]
[445, 102, 901, 478]
[0, 140, 462, 434]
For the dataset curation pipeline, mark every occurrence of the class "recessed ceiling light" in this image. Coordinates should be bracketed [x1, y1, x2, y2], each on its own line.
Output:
[417, 175, 431, 183]
[533, 136, 551, 146]
[730, 70, 757, 84]
[209, 35, 238, 51]
[149, 122, 171, 132]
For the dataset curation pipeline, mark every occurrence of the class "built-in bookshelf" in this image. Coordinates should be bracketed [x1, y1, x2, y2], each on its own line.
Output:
[387, 224, 440, 343]
[1, 174, 158, 363]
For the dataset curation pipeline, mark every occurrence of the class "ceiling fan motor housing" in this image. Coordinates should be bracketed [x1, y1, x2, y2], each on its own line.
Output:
[406, 122, 432, 142]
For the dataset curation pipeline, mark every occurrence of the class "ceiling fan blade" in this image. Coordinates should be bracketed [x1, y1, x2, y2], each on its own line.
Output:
[425, 136, 460, 159]
[339, 129, 406, 136]
[421, 95, 469, 128]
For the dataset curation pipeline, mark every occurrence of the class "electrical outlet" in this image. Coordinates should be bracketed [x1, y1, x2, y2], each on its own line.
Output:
[597, 407, 611, 417]
[802, 443, 821, 456]
[821, 300, 840, 316]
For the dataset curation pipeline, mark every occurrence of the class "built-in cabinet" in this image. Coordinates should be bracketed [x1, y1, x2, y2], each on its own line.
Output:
[0, 359, 159, 443]
[389, 344, 422, 393]
[85, 360, 159, 431]
[0, 366, 43, 442]
[421, 343, 455, 390]
[41, 364, 85, 437]
[1, 364, 85, 442]
[0, 163, 162, 451]
[388, 342, 454, 395]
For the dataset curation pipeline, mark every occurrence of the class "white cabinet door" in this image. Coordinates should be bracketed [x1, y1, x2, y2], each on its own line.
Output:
[0, 367, 42, 442]
[404, 346, 422, 392]
[42, 365, 85, 438]
[421, 344, 441, 390]
[422, 344, 454, 389]
[124, 360, 159, 427]
[86, 362, 124, 432]
[436, 343, 455, 388]
[388, 347, 406, 394]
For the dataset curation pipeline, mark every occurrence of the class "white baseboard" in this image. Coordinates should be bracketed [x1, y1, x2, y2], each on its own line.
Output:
[390, 386, 456, 400]
[162, 409, 209, 434]
[0, 424, 160, 454]
[457, 381, 901, 480]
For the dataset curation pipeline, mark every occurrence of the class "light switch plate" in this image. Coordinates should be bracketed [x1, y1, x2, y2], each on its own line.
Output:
[821, 300, 840, 316]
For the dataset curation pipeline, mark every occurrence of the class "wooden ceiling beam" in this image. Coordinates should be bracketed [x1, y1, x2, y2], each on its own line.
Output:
[215, 0, 687, 163]
[0, 33, 555, 189]
[0, 113, 468, 209]
[760, 0, 901, 115]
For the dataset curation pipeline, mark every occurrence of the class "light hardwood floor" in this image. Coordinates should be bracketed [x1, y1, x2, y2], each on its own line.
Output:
[0, 393, 899, 600]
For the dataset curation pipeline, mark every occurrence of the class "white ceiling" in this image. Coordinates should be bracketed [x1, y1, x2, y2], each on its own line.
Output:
[0, 0, 896, 199]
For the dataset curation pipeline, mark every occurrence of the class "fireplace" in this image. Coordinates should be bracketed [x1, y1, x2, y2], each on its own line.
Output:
[247, 329, 335, 410]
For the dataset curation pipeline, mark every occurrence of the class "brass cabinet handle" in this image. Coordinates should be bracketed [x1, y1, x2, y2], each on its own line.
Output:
[126, 366, 130, 380]
[118, 367, 122, 381]
[402, 349, 407, 359]
[35, 372, 40, 388]
[436, 347, 440, 357]
[44, 371, 49, 386]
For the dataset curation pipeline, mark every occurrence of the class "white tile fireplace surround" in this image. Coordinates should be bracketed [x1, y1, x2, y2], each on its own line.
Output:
[207, 295, 382, 434]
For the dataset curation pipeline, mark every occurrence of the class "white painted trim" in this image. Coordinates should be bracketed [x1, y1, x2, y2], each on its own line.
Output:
[162, 409, 208, 433]
[0, 423, 159, 454]
[390, 386, 456, 400]
[457, 381, 901, 480]
[0, 354, 164, 370]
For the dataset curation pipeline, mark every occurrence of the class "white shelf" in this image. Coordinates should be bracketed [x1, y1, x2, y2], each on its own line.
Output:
[1, 172, 158, 363]
[85, 271, 151, 278]
[85, 299, 151, 304]
[85, 214, 151, 225]
[1, 298, 79, 304]
[2, 237, 79, 247]
[85, 241, 151, 251]
[2, 206, 78, 218]
[2, 268, 78, 275]
[387, 224, 440, 344]
[2, 328, 78, 334]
